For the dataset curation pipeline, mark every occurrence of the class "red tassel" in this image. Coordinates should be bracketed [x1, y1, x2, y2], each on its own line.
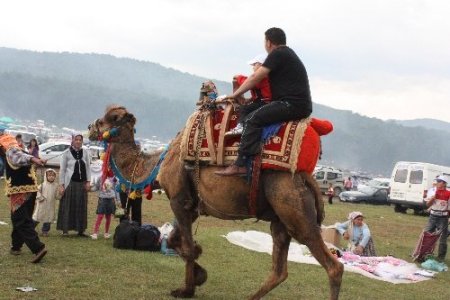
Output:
[144, 184, 153, 200]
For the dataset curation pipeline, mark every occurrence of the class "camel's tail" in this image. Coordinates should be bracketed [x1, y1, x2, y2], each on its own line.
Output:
[301, 172, 325, 226]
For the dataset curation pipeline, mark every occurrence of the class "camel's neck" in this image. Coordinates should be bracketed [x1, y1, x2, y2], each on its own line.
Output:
[110, 143, 162, 186]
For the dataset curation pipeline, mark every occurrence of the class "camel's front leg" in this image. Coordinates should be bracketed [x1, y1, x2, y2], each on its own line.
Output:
[249, 220, 291, 300]
[168, 197, 206, 298]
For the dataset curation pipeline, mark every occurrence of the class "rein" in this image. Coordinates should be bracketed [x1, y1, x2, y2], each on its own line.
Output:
[109, 146, 168, 191]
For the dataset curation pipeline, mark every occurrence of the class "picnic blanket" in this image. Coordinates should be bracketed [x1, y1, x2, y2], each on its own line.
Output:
[224, 231, 435, 284]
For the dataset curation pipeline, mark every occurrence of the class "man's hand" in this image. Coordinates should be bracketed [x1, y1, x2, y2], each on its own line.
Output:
[31, 157, 46, 166]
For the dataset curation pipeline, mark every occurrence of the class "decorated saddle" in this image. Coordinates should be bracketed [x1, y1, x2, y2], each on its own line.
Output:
[180, 104, 333, 174]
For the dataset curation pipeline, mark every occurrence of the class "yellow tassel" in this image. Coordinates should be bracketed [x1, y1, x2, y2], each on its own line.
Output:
[102, 131, 110, 140]
[129, 191, 137, 200]
[120, 183, 126, 193]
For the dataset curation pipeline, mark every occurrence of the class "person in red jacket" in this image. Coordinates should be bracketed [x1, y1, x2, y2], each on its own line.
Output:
[424, 175, 450, 261]
[225, 54, 272, 136]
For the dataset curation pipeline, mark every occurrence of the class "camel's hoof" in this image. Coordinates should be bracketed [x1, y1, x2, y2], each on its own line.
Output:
[170, 288, 195, 298]
[194, 263, 207, 286]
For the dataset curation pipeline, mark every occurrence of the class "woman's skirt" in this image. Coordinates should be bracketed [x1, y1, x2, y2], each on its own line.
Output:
[362, 237, 377, 257]
[57, 181, 88, 233]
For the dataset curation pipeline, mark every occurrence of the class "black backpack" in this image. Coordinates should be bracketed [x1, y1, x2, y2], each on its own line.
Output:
[113, 220, 140, 249]
[135, 224, 161, 251]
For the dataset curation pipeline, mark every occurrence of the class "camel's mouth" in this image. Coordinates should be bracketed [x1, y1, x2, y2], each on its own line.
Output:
[87, 119, 105, 141]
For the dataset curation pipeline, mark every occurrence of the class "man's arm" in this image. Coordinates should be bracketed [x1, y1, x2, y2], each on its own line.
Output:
[231, 66, 270, 98]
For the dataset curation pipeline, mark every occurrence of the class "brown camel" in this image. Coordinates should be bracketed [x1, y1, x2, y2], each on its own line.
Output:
[88, 105, 343, 300]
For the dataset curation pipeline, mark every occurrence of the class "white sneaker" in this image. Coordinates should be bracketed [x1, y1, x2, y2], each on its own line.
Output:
[104, 233, 111, 239]
[90, 233, 98, 240]
[225, 124, 243, 136]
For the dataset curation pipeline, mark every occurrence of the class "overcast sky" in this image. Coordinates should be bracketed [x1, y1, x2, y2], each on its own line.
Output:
[2, 0, 450, 122]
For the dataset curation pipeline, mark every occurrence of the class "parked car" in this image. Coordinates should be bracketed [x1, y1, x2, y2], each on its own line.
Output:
[38, 140, 71, 166]
[5, 129, 38, 145]
[357, 178, 390, 191]
[339, 186, 389, 205]
[314, 166, 345, 195]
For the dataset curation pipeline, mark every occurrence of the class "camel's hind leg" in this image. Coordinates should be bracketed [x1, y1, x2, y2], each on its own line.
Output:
[168, 195, 206, 298]
[264, 173, 343, 300]
[249, 220, 291, 300]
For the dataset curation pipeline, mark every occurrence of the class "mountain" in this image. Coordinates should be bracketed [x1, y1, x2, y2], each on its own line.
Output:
[1, 47, 450, 175]
[391, 119, 450, 134]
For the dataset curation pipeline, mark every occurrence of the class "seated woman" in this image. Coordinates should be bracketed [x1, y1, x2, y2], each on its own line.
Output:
[335, 211, 376, 256]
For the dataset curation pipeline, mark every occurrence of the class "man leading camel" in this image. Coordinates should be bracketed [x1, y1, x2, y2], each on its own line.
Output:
[215, 27, 312, 176]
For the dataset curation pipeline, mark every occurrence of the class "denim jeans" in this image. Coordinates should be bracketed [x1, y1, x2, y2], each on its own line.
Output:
[425, 214, 449, 260]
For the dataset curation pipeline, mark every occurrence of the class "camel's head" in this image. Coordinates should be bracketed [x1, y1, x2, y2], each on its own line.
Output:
[88, 105, 136, 143]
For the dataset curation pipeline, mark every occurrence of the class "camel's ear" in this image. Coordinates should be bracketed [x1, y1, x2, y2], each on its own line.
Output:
[125, 113, 136, 126]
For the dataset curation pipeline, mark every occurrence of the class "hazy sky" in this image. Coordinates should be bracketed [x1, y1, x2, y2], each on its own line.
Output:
[2, 0, 450, 121]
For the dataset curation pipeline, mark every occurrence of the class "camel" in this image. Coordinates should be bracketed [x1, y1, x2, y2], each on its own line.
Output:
[88, 105, 343, 300]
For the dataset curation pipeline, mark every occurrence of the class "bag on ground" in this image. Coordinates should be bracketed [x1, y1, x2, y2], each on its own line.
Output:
[135, 224, 161, 251]
[113, 220, 140, 249]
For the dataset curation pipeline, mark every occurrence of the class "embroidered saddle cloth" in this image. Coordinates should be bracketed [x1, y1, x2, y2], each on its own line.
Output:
[180, 105, 333, 174]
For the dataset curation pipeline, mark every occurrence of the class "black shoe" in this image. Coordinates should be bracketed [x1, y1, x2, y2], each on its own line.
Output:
[31, 247, 47, 263]
[10, 248, 22, 256]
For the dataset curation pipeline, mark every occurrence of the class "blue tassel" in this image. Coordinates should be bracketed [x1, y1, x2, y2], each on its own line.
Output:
[110, 127, 119, 137]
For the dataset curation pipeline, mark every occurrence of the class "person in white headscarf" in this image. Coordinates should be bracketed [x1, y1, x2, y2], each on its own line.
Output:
[57, 132, 91, 236]
[335, 211, 377, 256]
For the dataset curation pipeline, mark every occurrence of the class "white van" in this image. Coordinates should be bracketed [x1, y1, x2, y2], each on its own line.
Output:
[388, 161, 450, 214]
[314, 166, 345, 196]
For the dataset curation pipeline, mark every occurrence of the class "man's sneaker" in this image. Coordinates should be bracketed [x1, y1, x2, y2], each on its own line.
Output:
[90, 233, 98, 240]
[225, 124, 243, 136]
[104, 233, 111, 239]
[10, 249, 21, 256]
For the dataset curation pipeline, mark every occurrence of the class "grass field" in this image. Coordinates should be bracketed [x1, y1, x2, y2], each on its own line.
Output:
[0, 179, 449, 300]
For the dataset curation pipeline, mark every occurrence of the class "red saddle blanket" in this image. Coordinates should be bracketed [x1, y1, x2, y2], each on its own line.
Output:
[180, 109, 333, 174]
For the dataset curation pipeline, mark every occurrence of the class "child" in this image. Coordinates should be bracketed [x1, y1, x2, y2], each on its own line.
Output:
[91, 177, 117, 239]
[225, 54, 272, 136]
[33, 169, 60, 237]
[326, 183, 334, 204]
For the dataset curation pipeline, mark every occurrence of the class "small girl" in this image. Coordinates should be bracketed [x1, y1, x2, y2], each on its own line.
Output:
[326, 183, 334, 204]
[33, 169, 60, 236]
[91, 177, 117, 239]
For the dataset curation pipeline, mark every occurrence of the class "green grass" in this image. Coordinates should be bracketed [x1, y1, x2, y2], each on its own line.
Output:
[0, 181, 449, 300]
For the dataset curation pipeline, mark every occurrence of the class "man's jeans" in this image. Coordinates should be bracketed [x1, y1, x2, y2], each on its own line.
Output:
[425, 214, 449, 260]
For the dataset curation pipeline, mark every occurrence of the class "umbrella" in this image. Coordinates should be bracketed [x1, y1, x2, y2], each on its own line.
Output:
[0, 116, 14, 123]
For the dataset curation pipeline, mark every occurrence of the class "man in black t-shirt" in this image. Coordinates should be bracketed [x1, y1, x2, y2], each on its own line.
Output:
[215, 27, 312, 176]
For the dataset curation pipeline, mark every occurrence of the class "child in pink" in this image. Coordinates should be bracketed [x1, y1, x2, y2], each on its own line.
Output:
[91, 177, 117, 239]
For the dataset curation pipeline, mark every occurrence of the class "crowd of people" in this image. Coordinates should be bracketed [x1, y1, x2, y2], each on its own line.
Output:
[0, 127, 144, 263]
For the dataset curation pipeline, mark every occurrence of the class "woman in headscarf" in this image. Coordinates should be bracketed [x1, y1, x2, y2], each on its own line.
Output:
[57, 132, 91, 236]
[335, 211, 377, 256]
[27, 138, 40, 158]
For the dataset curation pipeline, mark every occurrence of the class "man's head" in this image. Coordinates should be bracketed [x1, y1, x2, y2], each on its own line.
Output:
[436, 175, 448, 188]
[15, 134, 22, 142]
[264, 27, 286, 52]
